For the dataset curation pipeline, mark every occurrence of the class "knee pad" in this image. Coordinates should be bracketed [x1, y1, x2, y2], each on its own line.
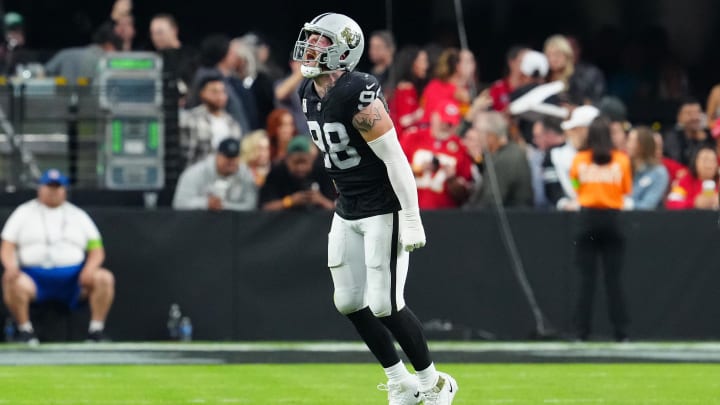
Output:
[367, 292, 392, 318]
[333, 286, 365, 315]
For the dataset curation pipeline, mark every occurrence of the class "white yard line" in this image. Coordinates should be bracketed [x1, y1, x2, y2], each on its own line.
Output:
[10, 341, 720, 353]
[1, 342, 720, 365]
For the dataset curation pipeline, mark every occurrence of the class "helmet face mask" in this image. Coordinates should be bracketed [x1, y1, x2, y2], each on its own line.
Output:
[293, 13, 364, 78]
[293, 28, 335, 78]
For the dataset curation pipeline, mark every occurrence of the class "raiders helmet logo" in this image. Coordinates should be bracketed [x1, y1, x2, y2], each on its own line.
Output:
[341, 26, 361, 49]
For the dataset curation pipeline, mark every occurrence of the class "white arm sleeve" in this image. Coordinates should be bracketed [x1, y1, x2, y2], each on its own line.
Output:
[366, 128, 418, 211]
[367, 128, 426, 252]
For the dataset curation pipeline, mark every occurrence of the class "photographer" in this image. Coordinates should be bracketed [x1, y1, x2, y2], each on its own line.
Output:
[259, 136, 335, 211]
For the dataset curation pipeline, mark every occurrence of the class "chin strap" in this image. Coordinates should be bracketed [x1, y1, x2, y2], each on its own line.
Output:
[300, 64, 323, 78]
[301, 65, 349, 79]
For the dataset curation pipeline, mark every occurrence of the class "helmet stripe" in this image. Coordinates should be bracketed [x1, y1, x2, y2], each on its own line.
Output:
[311, 12, 332, 24]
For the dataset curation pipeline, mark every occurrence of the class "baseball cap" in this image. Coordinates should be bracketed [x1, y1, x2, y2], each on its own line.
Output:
[561, 105, 600, 130]
[520, 50, 549, 78]
[431, 99, 461, 126]
[197, 73, 225, 92]
[598, 96, 627, 122]
[39, 169, 69, 187]
[286, 135, 311, 154]
[217, 137, 241, 158]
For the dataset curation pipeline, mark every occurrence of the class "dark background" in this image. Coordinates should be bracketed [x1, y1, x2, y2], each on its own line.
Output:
[5, 0, 720, 101]
[1, 209, 718, 342]
[2, 1, 719, 342]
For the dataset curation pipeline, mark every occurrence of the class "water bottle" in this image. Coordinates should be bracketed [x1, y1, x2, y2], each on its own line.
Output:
[179, 317, 193, 342]
[4, 317, 15, 342]
[167, 304, 182, 340]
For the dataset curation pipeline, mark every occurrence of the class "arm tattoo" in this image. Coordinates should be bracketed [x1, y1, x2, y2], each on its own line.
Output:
[352, 107, 382, 132]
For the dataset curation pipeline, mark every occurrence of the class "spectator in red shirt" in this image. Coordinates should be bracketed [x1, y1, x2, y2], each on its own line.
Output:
[388, 46, 429, 138]
[401, 100, 474, 209]
[654, 132, 688, 185]
[489, 46, 528, 112]
[666, 146, 719, 210]
[420, 48, 476, 123]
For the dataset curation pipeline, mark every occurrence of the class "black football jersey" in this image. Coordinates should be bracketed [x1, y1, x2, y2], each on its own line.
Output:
[299, 71, 401, 220]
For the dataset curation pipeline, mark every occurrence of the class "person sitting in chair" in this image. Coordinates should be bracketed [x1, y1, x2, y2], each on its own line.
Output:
[1, 169, 115, 343]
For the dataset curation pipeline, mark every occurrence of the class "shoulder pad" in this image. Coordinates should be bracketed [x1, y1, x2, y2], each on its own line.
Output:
[338, 71, 383, 111]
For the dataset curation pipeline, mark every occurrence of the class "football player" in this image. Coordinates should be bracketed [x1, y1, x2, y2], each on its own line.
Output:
[293, 13, 458, 405]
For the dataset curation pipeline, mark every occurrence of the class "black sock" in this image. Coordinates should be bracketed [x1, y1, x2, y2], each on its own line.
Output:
[379, 307, 432, 371]
[346, 307, 400, 368]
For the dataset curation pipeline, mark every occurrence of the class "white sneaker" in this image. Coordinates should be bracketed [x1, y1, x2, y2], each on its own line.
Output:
[421, 372, 458, 405]
[378, 375, 422, 405]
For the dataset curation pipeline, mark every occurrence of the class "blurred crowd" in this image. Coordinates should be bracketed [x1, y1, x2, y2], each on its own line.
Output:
[3, 2, 720, 213]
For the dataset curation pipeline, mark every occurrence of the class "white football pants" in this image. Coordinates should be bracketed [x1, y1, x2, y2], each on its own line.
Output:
[327, 212, 409, 317]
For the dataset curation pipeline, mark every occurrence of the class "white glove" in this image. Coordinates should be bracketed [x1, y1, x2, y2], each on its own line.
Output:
[399, 209, 426, 252]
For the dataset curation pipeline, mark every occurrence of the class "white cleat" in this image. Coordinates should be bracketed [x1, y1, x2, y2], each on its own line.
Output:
[421, 372, 458, 405]
[378, 375, 423, 405]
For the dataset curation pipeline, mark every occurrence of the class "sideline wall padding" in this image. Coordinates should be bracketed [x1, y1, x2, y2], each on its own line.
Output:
[0, 208, 718, 341]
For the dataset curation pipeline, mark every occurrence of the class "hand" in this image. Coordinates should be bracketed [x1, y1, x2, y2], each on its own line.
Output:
[454, 87, 471, 104]
[562, 200, 581, 211]
[694, 193, 719, 210]
[2, 266, 20, 285]
[208, 195, 224, 211]
[308, 190, 334, 209]
[400, 108, 426, 128]
[399, 209, 426, 252]
[290, 191, 312, 206]
[399, 114, 416, 129]
[466, 89, 493, 120]
[307, 190, 324, 205]
[439, 162, 457, 177]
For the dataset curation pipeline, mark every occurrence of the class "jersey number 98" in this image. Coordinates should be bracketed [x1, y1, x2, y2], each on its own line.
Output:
[308, 121, 361, 170]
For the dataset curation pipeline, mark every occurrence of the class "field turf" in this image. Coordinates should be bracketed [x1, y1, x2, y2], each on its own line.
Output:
[1, 363, 719, 404]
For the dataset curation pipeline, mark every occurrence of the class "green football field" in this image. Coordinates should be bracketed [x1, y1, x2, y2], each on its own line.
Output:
[1, 363, 719, 404]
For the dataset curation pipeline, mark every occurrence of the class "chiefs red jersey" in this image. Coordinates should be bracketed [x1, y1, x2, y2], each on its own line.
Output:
[662, 157, 688, 184]
[388, 82, 420, 136]
[420, 79, 470, 123]
[401, 128, 473, 209]
[489, 78, 513, 112]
